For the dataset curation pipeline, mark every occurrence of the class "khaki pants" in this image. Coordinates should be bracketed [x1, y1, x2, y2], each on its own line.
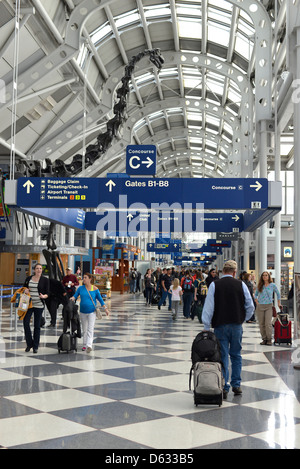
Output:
[256, 304, 273, 341]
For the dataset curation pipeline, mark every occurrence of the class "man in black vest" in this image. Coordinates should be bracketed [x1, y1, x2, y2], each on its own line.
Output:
[202, 260, 254, 398]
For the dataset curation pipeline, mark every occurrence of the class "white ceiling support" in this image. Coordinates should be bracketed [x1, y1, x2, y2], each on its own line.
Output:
[33, 50, 252, 165]
[0, 12, 32, 58]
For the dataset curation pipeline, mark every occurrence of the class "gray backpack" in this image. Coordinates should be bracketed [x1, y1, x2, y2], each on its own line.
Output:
[191, 362, 223, 406]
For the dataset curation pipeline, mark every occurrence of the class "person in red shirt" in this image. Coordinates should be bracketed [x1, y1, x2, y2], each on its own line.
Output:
[62, 268, 79, 298]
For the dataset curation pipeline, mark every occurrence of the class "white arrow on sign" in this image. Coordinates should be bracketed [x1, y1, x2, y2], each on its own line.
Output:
[105, 180, 116, 192]
[23, 180, 34, 194]
[250, 181, 262, 191]
[232, 215, 240, 222]
[127, 213, 134, 221]
[141, 156, 154, 168]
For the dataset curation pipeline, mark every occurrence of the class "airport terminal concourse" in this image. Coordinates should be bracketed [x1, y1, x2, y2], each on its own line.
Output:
[0, 0, 300, 451]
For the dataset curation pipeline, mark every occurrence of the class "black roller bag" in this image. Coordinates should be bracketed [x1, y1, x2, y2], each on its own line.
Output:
[189, 330, 224, 407]
[57, 300, 80, 353]
[57, 332, 77, 353]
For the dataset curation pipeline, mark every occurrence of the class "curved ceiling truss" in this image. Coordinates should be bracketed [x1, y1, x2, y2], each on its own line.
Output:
[0, 0, 274, 180]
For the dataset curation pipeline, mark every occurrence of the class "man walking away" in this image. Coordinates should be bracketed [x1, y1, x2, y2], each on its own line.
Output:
[202, 260, 254, 398]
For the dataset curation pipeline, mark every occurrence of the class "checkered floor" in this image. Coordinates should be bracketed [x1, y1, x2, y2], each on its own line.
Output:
[0, 293, 300, 449]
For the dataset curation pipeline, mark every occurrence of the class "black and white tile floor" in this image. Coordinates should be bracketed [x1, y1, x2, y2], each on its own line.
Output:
[0, 293, 300, 449]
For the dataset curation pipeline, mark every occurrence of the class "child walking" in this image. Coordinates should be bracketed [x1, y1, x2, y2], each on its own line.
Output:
[169, 278, 183, 320]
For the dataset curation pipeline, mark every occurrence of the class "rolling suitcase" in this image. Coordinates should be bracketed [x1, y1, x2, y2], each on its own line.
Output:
[274, 312, 292, 345]
[189, 331, 224, 406]
[57, 332, 77, 353]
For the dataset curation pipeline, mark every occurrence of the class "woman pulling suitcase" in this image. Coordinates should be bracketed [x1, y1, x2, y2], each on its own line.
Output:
[70, 273, 110, 352]
[254, 271, 281, 345]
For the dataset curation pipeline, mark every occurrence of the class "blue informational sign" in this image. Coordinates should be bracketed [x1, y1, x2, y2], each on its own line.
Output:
[126, 145, 156, 175]
[15, 177, 268, 211]
[84, 211, 243, 235]
[206, 238, 232, 248]
[101, 239, 115, 258]
[147, 242, 182, 253]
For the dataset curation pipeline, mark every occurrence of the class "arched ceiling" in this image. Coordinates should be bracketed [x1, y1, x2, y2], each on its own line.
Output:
[0, 0, 290, 180]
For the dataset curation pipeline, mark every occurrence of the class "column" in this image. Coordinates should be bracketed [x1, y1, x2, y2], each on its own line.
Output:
[258, 120, 268, 273]
[244, 231, 250, 272]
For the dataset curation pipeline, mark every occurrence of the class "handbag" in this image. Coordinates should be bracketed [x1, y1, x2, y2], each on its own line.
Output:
[86, 287, 102, 319]
[272, 306, 277, 318]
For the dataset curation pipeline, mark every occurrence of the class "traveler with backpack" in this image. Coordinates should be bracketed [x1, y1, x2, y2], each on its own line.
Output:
[181, 271, 195, 319]
[202, 260, 254, 398]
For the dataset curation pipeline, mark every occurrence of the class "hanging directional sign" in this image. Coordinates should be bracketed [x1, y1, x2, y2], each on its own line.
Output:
[126, 145, 156, 175]
[84, 211, 243, 234]
[11, 177, 269, 210]
[147, 242, 182, 253]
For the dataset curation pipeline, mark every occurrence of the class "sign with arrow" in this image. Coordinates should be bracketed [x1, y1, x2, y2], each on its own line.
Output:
[12, 177, 269, 211]
[23, 180, 34, 194]
[126, 145, 156, 175]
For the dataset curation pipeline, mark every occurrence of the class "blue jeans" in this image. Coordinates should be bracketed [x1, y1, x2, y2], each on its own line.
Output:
[183, 292, 193, 318]
[158, 290, 172, 308]
[130, 279, 136, 293]
[214, 323, 243, 392]
[23, 307, 44, 350]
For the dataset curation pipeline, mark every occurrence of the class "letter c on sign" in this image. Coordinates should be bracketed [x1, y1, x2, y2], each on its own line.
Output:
[129, 156, 140, 169]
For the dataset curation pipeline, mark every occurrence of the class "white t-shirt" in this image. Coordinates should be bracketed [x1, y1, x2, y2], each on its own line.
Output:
[170, 285, 182, 301]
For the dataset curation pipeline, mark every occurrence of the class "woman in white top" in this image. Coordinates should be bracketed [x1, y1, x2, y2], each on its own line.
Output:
[169, 278, 182, 320]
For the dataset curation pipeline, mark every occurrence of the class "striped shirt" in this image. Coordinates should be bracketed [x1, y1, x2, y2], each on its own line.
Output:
[254, 282, 281, 304]
[29, 279, 44, 308]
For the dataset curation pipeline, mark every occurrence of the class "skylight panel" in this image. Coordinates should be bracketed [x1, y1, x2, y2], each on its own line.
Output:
[207, 22, 230, 47]
[206, 77, 224, 96]
[90, 22, 112, 45]
[209, 0, 233, 13]
[235, 32, 252, 60]
[115, 10, 139, 29]
[178, 18, 202, 39]
[177, 5, 201, 17]
[135, 72, 154, 87]
[144, 4, 171, 20]
[227, 85, 241, 103]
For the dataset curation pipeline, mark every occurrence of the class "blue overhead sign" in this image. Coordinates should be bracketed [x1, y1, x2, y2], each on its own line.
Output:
[13, 177, 269, 210]
[84, 211, 243, 235]
[147, 242, 182, 253]
[126, 145, 156, 175]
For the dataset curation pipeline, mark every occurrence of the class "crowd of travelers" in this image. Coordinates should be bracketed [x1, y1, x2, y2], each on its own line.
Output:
[129, 267, 257, 323]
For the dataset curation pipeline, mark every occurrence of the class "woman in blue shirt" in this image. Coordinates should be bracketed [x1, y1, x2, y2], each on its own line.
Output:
[255, 271, 281, 345]
[71, 273, 109, 352]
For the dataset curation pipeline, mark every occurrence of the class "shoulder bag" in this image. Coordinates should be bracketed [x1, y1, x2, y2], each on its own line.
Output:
[86, 286, 102, 319]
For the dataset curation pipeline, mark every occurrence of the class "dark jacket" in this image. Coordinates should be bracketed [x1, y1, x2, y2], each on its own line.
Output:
[48, 279, 68, 305]
[62, 300, 81, 337]
[23, 275, 50, 304]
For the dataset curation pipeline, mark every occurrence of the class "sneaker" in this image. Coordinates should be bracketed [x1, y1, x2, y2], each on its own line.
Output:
[232, 386, 242, 395]
[87, 347, 92, 353]
[266, 340, 272, 345]
[223, 390, 228, 399]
